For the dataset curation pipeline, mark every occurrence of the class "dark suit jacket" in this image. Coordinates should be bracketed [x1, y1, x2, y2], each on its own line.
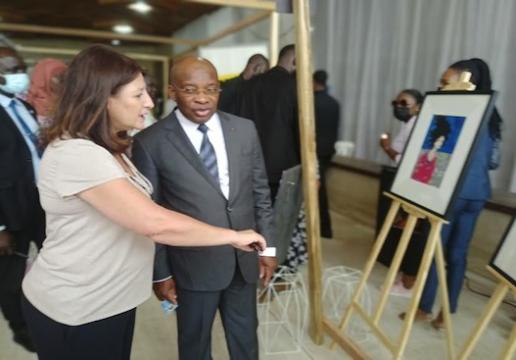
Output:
[0, 96, 45, 252]
[218, 74, 244, 114]
[132, 111, 274, 291]
[236, 66, 300, 186]
[314, 90, 340, 160]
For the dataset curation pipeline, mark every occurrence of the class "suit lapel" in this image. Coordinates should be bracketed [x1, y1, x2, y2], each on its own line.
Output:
[0, 105, 31, 148]
[164, 112, 225, 196]
[219, 112, 239, 202]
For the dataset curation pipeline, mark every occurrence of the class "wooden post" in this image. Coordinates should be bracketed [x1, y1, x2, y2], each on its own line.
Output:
[162, 59, 170, 110]
[293, 0, 323, 344]
[269, 11, 279, 66]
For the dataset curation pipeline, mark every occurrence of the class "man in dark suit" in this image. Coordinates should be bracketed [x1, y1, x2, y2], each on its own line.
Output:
[313, 70, 340, 238]
[236, 44, 299, 201]
[132, 57, 277, 360]
[0, 47, 44, 353]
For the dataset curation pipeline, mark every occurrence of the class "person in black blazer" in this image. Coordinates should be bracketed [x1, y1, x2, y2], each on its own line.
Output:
[236, 44, 300, 201]
[132, 57, 276, 360]
[0, 47, 45, 353]
[313, 70, 340, 238]
[218, 54, 269, 114]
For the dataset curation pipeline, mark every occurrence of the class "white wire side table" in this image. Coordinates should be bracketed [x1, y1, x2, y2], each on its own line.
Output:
[257, 266, 308, 355]
[322, 266, 372, 343]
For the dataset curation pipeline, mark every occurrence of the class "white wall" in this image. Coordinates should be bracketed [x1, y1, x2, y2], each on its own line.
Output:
[199, 43, 269, 77]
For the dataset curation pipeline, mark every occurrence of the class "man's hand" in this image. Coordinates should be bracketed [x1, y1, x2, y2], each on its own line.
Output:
[259, 256, 278, 288]
[0, 231, 14, 256]
[152, 278, 177, 304]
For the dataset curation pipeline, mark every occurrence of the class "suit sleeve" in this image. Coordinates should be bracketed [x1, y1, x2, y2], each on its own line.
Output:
[250, 125, 275, 248]
[132, 136, 173, 281]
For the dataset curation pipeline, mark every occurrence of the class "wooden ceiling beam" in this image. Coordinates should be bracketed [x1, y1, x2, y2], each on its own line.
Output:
[17, 44, 171, 108]
[0, 9, 26, 22]
[97, 0, 133, 4]
[0, 22, 198, 46]
[183, 0, 276, 11]
[174, 10, 270, 58]
[97, 0, 183, 12]
[15, 45, 169, 62]
[196, 10, 270, 46]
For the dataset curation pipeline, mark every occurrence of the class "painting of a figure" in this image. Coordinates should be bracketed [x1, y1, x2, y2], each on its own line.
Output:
[411, 115, 465, 187]
[390, 92, 495, 218]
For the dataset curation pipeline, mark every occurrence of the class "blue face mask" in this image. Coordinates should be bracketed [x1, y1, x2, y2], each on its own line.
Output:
[0, 73, 30, 95]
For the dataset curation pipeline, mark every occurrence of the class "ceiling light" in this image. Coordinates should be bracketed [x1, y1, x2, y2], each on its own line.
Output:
[113, 24, 134, 34]
[128, 1, 152, 14]
[111, 39, 121, 46]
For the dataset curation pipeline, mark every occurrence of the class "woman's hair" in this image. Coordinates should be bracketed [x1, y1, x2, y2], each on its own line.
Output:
[430, 115, 451, 145]
[448, 58, 502, 140]
[42, 44, 143, 153]
[401, 88, 424, 105]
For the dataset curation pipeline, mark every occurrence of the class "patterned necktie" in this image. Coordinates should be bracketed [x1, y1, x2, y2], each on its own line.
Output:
[9, 100, 43, 157]
[197, 123, 219, 183]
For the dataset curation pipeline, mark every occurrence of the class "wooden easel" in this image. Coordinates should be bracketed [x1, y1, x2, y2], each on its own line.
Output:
[328, 192, 455, 359]
[324, 70, 486, 358]
[457, 267, 516, 360]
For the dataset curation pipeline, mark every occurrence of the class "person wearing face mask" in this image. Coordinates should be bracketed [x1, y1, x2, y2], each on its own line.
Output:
[380, 89, 423, 164]
[377, 89, 424, 297]
[0, 46, 45, 353]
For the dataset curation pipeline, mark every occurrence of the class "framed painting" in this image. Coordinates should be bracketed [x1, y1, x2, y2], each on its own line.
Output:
[390, 91, 496, 219]
[489, 218, 516, 286]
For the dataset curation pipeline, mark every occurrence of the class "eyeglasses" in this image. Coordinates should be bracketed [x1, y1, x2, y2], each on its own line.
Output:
[172, 84, 222, 97]
[391, 99, 415, 108]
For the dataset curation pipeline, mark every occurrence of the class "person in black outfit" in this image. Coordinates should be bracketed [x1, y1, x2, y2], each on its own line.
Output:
[236, 44, 299, 201]
[219, 54, 269, 114]
[0, 46, 45, 353]
[313, 70, 340, 238]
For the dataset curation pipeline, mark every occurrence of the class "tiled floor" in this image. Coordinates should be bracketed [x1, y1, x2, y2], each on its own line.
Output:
[1, 210, 514, 359]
